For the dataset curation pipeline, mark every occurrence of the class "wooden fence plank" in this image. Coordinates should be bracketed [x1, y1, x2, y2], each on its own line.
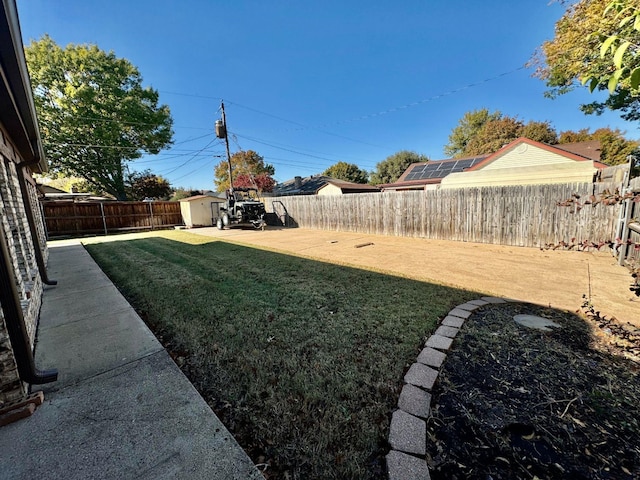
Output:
[266, 182, 621, 248]
[42, 201, 183, 237]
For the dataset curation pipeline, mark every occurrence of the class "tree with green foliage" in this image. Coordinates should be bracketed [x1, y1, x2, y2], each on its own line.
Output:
[535, 0, 640, 121]
[520, 121, 559, 145]
[322, 161, 369, 183]
[126, 170, 172, 200]
[214, 150, 274, 192]
[170, 188, 203, 201]
[464, 117, 525, 156]
[446, 110, 559, 157]
[559, 127, 639, 165]
[36, 175, 94, 194]
[444, 109, 502, 157]
[25, 36, 173, 200]
[370, 150, 429, 184]
[592, 0, 640, 93]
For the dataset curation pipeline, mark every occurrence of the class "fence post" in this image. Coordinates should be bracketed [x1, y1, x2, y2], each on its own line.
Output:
[149, 202, 154, 230]
[618, 196, 633, 266]
[39, 201, 50, 241]
[100, 202, 108, 236]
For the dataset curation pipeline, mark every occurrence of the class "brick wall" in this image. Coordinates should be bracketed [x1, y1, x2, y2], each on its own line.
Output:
[0, 123, 47, 406]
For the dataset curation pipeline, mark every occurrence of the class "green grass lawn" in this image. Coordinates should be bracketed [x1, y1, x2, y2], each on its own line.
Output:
[84, 230, 477, 479]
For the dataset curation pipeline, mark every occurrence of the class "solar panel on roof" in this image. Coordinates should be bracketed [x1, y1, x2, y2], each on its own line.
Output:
[403, 156, 487, 181]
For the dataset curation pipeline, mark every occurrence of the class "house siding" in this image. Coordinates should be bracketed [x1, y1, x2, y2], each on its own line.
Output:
[0, 122, 47, 406]
[441, 161, 597, 190]
[480, 143, 579, 170]
[317, 184, 343, 196]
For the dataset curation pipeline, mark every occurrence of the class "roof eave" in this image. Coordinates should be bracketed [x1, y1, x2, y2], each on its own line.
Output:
[0, 0, 47, 172]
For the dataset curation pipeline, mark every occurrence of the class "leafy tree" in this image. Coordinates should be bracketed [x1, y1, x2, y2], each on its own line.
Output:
[233, 173, 276, 193]
[520, 121, 559, 145]
[25, 36, 173, 200]
[444, 109, 502, 157]
[559, 127, 639, 165]
[558, 128, 594, 144]
[464, 117, 524, 156]
[127, 170, 172, 200]
[170, 188, 203, 201]
[322, 161, 369, 183]
[36, 175, 94, 194]
[370, 150, 429, 184]
[214, 150, 274, 191]
[535, 0, 640, 121]
[447, 111, 559, 156]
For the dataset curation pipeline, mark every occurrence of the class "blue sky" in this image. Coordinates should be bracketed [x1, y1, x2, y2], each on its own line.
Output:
[16, 0, 639, 190]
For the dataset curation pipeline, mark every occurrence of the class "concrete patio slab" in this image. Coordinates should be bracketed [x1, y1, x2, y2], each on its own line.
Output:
[36, 306, 163, 391]
[0, 241, 260, 479]
[0, 351, 262, 480]
[39, 282, 129, 328]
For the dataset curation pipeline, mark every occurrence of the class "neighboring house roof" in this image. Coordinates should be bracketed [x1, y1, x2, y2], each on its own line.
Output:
[319, 178, 380, 194]
[382, 137, 611, 192]
[39, 184, 67, 194]
[179, 194, 225, 202]
[379, 155, 488, 191]
[274, 175, 329, 195]
[273, 175, 379, 195]
[466, 137, 604, 171]
[0, 0, 47, 172]
[42, 192, 113, 201]
[554, 140, 602, 162]
[440, 137, 604, 190]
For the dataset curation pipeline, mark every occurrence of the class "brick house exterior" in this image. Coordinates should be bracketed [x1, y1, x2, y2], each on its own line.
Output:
[0, 0, 57, 408]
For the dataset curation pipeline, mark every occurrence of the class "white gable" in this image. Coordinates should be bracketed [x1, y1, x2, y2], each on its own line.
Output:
[480, 142, 578, 171]
[440, 161, 597, 189]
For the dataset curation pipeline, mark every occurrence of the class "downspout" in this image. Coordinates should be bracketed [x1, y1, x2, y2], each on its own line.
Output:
[16, 159, 56, 285]
[0, 220, 57, 384]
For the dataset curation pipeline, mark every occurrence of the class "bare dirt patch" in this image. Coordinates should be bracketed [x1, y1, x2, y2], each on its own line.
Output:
[426, 302, 640, 479]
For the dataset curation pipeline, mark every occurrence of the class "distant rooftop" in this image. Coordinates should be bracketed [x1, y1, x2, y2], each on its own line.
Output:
[273, 175, 378, 195]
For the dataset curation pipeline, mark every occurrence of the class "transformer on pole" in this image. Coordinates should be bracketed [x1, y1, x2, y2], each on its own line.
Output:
[216, 101, 234, 192]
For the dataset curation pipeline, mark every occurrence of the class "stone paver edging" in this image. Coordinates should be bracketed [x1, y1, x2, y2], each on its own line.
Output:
[386, 297, 515, 480]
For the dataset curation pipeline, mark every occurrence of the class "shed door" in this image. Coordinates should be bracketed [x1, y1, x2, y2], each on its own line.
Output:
[210, 202, 221, 223]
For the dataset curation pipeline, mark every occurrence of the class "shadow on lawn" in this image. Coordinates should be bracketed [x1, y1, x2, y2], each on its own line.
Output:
[82, 231, 619, 480]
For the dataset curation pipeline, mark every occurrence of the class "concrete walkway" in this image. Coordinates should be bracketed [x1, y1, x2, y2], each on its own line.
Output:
[0, 241, 261, 480]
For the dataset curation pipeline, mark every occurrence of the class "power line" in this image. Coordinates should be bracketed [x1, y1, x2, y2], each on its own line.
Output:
[131, 150, 224, 164]
[44, 141, 222, 158]
[170, 156, 214, 182]
[160, 138, 221, 175]
[226, 101, 386, 149]
[172, 132, 216, 145]
[295, 66, 529, 130]
[160, 64, 527, 135]
[237, 132, 377, 166]
[232, 132, 359, 164]
[60, 114, 211, 131]
[267, 154, 376, 169]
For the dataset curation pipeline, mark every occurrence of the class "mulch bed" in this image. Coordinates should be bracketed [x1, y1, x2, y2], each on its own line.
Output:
[426, 302, 640, 480]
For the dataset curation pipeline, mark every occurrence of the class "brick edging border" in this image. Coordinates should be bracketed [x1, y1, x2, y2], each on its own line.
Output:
[386, 297, 514, 480]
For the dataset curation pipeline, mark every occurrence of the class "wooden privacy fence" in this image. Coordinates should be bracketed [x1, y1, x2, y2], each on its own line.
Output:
[42, 201, 183, 237]
[267, 182, 621, 248]
[622, 176, 640, 263]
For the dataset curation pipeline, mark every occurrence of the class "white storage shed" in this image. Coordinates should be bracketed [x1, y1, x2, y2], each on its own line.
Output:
[179, 194, 226, 228]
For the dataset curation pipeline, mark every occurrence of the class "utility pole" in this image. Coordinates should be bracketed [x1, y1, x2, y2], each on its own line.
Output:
[216, 101, 234, 192]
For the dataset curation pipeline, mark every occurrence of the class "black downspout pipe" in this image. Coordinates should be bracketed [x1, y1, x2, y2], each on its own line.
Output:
[0, 222, 57, 384]
[15, 164, 56, 285]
